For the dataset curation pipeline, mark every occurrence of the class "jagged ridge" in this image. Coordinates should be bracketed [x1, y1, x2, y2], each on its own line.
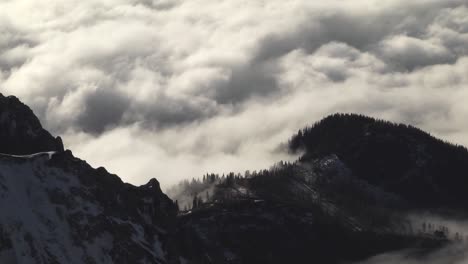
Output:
[0, 94, 64, 155]
[0, 95, 178, 263]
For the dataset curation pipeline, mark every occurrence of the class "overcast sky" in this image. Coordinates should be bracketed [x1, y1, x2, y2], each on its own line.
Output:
[0, 0, 467, 187]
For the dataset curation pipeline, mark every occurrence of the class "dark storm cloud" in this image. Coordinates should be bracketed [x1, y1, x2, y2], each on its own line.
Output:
[211, 5, 446, 111]
[0, 19, 35, 73]
[254, 1, 467, 72]
[376, 35, 457, 71]
[77, 88, 131, 134]
[213, 62, 279, 104]
[137, 0, 181, 10]
[126, 94, 220, 130]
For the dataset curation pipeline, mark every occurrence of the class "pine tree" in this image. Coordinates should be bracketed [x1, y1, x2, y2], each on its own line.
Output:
[192, 195, 198, 209]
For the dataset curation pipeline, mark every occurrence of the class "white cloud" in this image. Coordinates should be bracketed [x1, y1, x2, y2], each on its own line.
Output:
[0, 0, 467, 187]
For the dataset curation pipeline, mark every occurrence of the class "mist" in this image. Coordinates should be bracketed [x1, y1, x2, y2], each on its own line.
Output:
[359, 213, 468, 264]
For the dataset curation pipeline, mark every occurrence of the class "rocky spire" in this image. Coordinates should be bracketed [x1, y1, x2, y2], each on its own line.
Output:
[0, 93, 64, 154]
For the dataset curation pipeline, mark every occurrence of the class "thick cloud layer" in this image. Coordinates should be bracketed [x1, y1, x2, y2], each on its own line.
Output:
[0, 0, 467, 187]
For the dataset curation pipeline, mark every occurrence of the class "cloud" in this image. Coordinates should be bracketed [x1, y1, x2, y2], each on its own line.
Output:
[376, 35, 455, 70]
[0, 0, 467, 187]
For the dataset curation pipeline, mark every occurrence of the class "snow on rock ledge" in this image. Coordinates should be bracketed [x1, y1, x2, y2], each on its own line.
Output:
[0, 149, 177, 264]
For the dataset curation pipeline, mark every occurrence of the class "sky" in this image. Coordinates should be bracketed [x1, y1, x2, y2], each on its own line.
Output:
[0, 0, 467, 188]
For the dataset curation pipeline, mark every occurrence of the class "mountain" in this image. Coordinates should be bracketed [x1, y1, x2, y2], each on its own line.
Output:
[169, 114, 468, 263]
[0, 94, 64, 155]
[0, 94, 177, 263]
[0, 94, 465, 264]
[289, 113, 468, 208]
[169, 157, 449, 263]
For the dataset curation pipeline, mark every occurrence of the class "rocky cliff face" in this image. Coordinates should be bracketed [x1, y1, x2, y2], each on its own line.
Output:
[0, 94, 64, 155]
[0, 95, 178, 264]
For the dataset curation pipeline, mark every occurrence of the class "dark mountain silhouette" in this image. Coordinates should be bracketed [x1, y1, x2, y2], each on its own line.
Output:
[170, 158, 448, 264]
[0, 94, 177, 263]
[0, 94, 64, 155]
[170, 114, 468, 263]
[289, 113, 468, 208]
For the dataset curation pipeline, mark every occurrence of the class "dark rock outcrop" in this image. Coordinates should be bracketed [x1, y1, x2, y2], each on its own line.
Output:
[0, 93, 64, 155]
[0, 95, 177, 263]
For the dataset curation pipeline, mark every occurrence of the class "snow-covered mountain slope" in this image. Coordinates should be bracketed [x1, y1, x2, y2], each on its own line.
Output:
[0, 150, 177, 264]
[0, 94, 178, 264]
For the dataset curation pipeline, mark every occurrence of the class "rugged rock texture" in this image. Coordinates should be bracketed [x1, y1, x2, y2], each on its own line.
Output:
[0, 94, 64, 155]
[0, 151, 177, 264]
[0, 95, 178, 263]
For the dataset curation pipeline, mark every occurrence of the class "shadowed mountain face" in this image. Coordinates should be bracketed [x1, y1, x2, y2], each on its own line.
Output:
[0, 94, 64, 155]
[0, 95, 178, 263]
[170, 114, 468, 263]
[289, 113, 468, 208]
[170, 156, 449, 264]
